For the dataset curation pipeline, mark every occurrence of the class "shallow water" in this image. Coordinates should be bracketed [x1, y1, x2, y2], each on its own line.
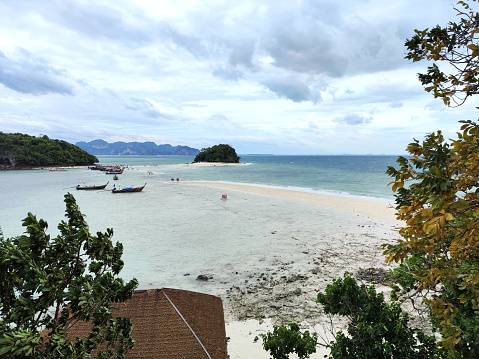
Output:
[0, 155, 398, 294]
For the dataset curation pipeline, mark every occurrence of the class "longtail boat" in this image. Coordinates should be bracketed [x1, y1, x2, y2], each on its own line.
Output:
[112, 183, 146, 193]
[105, 166, 124, 174]
[76, 181, 109, 190]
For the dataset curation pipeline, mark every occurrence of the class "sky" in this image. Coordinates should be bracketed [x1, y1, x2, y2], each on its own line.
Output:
[0, 0, 478, 155]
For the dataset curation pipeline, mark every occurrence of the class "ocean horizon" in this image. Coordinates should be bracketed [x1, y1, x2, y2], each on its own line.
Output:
[0, 154, 400, 295]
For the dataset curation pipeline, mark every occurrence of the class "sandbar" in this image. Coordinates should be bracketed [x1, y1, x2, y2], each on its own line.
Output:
[182, 181, 400, 225]
[179, 181, 404, 358]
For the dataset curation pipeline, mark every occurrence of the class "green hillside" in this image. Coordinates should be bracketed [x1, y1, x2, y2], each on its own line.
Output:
[194, 144, 240, 163]
[0, 132, 98, 169]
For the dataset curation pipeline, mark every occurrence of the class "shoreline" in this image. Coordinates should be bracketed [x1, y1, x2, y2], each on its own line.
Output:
[181, 181, 400, 225]
[178, 181, 405, 358]
[0, 165, 90, 171]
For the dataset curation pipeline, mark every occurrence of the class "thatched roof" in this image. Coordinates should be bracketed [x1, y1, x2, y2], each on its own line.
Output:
[65, 288, 228, 358]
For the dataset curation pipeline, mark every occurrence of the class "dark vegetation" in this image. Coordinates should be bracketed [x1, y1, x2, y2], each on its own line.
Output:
[193, 144, 241, 163]
[0, 194, 138, 357]
[0, 132, 98, 169]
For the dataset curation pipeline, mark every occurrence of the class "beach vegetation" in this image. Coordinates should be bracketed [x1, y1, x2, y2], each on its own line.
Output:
[0, 193, 138, 358]
[386, 123, 479, 356]
[264, 2, 479, 357]
[404, 0, 479, 107]
[193, 144, 241, 163]
[316, 273, 445, 359]
[260, 322, 317, 359]
[0, 132, 98, 168]
[383, 0, 479, 356]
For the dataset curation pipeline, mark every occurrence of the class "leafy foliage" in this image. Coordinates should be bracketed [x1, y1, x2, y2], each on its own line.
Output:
[260, 322, 317, 359]
[404, 0, 479, 107]
[0, 132, 98, 168]
[0, 193, 138, 358]
[317, 274, 444, 359]
[385, 122, 479, 355]
[193, 144, 241, 163]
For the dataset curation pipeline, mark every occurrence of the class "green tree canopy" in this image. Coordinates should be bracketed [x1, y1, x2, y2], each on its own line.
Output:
[405, 0, 479, 107]
[385, 122, 479, 355]
[383, 0, 479, 355]
[193, 144, 241, 163]
[0, 194, 138, 358]
[260, 322, 317, 359]
[0, 132, 98, 168]
[317, 274, 444, 359]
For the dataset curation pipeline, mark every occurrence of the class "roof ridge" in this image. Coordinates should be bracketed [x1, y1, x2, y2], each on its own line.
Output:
[163, 291, 212, 359]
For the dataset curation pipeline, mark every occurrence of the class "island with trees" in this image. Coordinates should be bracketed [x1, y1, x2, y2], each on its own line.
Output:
[0, 132, 98, 169]
[193, 144, 241, 163]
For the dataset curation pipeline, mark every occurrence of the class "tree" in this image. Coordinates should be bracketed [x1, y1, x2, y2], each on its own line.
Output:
[264, 2, 479, 357]
[316, 274, 444, 359]
[383, 0, 479, 355]
[404, 0, 479, 107]
[193, 144, 241, 163]
[260, 322, 317, 359]
[385, 122, 479, 356]
[0, 193, 138, 358]
[0, 132, 98, 168]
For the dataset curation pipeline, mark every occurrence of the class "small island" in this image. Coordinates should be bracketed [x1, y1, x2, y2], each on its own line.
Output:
[0, 132, 98, 170]
[193, 144, 241, 163]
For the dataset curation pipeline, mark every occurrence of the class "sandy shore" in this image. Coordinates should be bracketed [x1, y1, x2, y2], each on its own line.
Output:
[183, 181, 400, 225]
[178, 181, 407, 359]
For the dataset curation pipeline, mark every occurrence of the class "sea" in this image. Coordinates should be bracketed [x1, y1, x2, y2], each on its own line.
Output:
[0, 155, 401, 293]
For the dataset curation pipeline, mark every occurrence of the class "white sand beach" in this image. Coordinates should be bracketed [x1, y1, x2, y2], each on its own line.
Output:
[179, 181, 403, 359]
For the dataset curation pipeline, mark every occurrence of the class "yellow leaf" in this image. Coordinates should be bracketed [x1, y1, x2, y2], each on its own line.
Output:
[425, 245, 435, 254]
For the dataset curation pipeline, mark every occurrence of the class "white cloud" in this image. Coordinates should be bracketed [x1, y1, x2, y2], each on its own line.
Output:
[0, 0, 477, 154]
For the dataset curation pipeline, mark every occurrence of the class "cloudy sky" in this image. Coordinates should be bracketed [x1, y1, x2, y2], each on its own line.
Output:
[0, 0, 477, 155]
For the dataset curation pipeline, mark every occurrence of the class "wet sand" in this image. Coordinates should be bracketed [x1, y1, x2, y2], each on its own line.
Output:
[179, 181, 402, 359]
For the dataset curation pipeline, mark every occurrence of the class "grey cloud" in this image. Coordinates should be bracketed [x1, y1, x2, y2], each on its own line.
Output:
[41, 2, 153, 46]
[263, 77, 315, 103]
[334, 113, 373, 126]
[124, 97, 168, 119]
[265, 26, 347, 77]
[229, 38, 256, 69]
[389, 102, 403, 108]
[165, 27, 208, 59]
[212, 65, 244, 81]
[0, 48, 75, 95]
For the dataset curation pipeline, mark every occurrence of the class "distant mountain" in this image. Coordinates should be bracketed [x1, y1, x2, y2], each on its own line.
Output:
[75, 139, 200, 156]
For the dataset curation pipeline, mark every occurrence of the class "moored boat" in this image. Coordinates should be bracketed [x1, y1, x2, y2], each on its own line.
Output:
[76, 181, 109, 190]
[106, 167, 124, 174]
[112, 183, 146, 193]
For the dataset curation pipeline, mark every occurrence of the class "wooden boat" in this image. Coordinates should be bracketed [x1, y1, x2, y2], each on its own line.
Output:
[113, 175, 119, 180]
[76, 181, 109, 190]
[112, 183, 146, 193]
[106, 167, 124, 174]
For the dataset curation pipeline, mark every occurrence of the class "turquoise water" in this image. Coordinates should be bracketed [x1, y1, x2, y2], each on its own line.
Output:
[0, 155, 400, 292]
[95, 154, 399, 199]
